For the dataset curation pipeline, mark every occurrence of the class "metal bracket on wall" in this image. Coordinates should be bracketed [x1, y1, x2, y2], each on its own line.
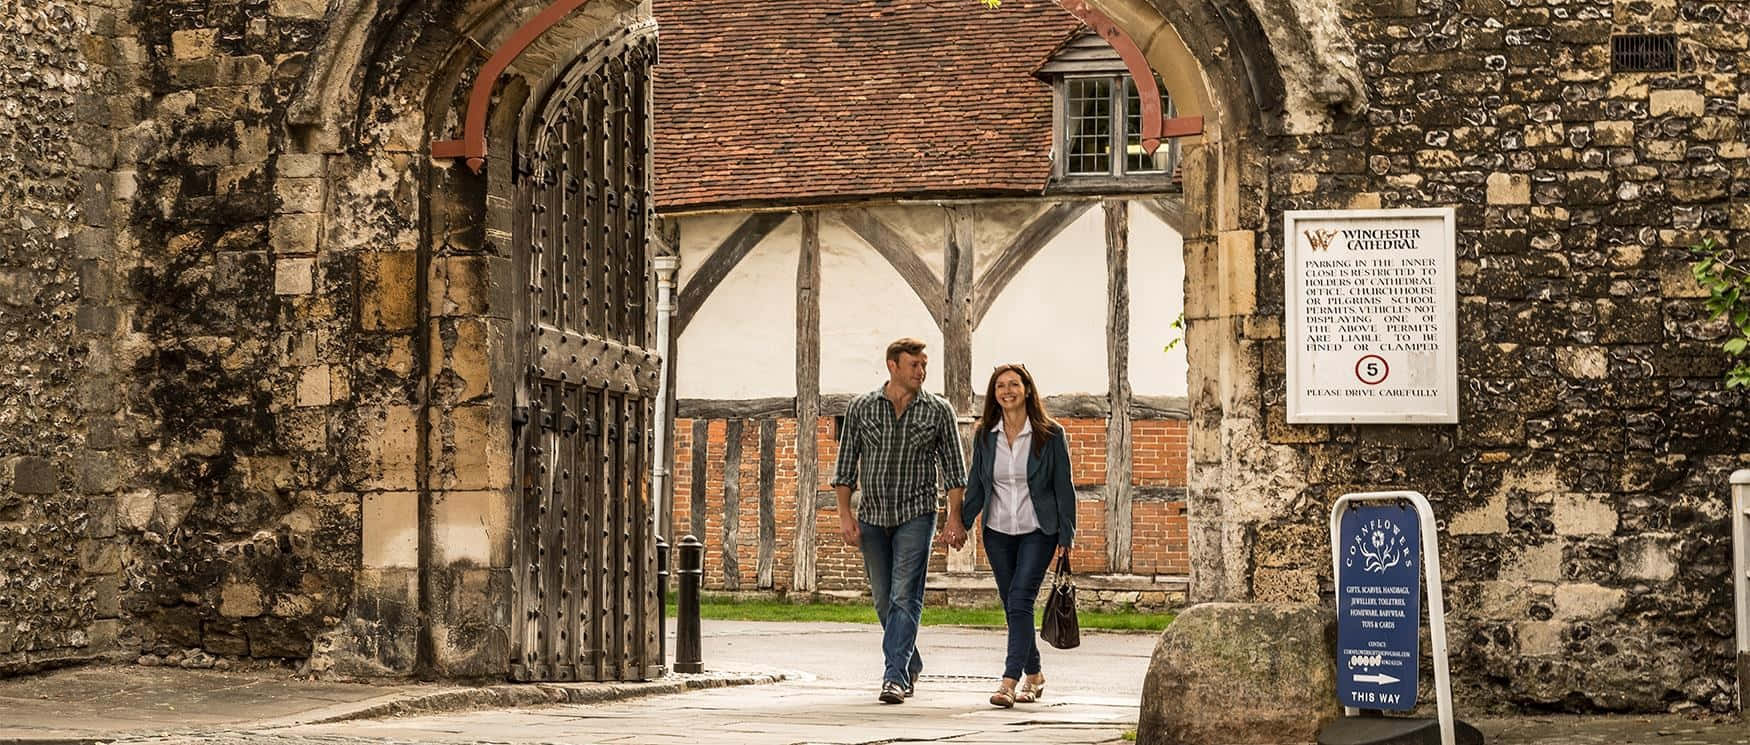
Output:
[430, 0, 601, 173]
[1056, 0, 1204, 153]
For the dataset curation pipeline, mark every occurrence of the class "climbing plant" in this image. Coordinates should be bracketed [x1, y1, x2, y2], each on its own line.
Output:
[1690, 237, 1750, 388]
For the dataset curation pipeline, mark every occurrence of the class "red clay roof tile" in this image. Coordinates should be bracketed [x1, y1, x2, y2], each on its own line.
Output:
[652, 0, 1082, 211]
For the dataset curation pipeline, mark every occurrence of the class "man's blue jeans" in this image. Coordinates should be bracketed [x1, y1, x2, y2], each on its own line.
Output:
[859, 512, 935, 687]
[982, 527, 1056, 681]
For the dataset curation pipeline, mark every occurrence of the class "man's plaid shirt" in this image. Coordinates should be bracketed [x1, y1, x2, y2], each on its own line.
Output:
[831, 386, 968, 527]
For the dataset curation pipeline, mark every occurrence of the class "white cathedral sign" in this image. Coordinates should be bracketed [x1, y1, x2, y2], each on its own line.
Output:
[1285, 208, 1458, 424]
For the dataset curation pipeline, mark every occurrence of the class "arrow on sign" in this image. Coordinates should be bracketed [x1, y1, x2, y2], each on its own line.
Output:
[1353, 672, 1400, 685]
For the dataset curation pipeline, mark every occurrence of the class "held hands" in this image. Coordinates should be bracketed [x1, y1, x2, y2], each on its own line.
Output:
[941, 521, 967, 550]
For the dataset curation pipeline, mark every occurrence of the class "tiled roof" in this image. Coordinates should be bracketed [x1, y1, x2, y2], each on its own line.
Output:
[652, 0, 1082, 211]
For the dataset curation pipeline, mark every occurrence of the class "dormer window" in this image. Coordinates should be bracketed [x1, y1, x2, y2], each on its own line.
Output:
[1040, 31, 1178, 186]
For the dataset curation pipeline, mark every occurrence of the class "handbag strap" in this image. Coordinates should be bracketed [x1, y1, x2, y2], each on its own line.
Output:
[1053, 554, 1073, 586]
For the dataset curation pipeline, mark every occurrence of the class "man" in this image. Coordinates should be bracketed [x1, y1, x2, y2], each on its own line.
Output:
[831, 337, 967, 704]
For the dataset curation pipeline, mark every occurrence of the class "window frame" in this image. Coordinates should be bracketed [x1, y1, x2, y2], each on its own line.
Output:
[1049, 72, 1179, 191]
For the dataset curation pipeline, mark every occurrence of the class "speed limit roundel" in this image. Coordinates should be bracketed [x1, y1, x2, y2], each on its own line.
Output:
[1354, 355, 1389, 385]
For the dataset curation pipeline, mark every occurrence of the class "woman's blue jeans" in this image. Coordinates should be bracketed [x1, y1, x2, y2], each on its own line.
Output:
[983, 527, 1056, 681]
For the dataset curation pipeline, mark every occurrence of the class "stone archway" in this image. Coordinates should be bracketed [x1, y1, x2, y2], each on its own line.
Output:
[276, 0, 1364, 678]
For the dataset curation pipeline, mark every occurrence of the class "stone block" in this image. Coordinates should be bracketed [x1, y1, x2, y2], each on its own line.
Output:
[79, 539, 122, 574]
[429, 255, 507, 319]
[1592, 120, 1633, 146]
[363, 406, 418, 490]
[170, 28, 216, 60]
[295, 366, 331, 408]
[361, 251, 418, 331]
[270, 213, 322, 256]
[274, 258, 314, 295]
[1649, 89, 1704, 117]
[78, 453, 120, 494]
[1448, 490, 1507, 534]
[1553, 493, 1617, 536]
[1554, 346, 1607, 379]
[432, 318, 502, 401]
[93, 573, 123, 617]
[1502, 541, 1562, 583]
[1217, 231, 1256, 317]
[220, 581, 265, 618]
[118, 489, 155, 531]
[11, 456, 57, 494]
[274, 177, 323, 214]
[156, 492, 196, 532]
[432, 491, 510, 566]
[270, 0, 328, 18]
[1617, 534, 1676, 582]
[86, 496, 117, 538]
[363, 491, 418, 569]
[434, 405, 512, 491]
[1486, 172, 1531, 204]
[277, 154, 325, 179]
[1138, 603, 1338, 745]
[1516, 620, 1564, 656]
[1554, 583, 1625, 619]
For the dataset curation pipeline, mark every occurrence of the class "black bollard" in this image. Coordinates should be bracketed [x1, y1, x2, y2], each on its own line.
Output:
[656, 536, 670, 671]
[674, 534, 704, 673]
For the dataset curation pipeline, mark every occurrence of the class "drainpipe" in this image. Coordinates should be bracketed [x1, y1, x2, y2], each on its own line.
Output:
[651, 254, 680, 540]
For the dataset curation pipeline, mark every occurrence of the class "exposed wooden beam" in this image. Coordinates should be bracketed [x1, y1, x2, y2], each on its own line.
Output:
[721, 419, 745, 590]
[758, 419, 777, 589]
[972, 201, 1093, 329]
[943, 207, 975, 414]
[794, 212, 822, 592]
[676, 397, 795, 419]
[1103, 200, 1134, 574]
[674, 212, 790, 337]
[834, 208, 948, 326]
[688, 419, 708, 539]
[1138, 196, 1194, 236]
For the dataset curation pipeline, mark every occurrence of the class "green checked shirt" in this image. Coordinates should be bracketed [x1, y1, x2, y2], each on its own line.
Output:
[831, 386, 968, 527]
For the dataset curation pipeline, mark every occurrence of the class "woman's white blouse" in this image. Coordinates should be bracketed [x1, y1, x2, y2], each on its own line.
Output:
[986, 420, 1041, 536]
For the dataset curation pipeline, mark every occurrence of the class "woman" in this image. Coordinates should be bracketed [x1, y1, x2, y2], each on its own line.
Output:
[944, 363, 1076, 708]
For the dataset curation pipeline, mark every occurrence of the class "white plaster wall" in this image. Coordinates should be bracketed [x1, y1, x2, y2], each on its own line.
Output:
[972, 208, 1109, 396]
[675, 216, 799, 399]
[674, 213, 749, 291]
[1128, 203, 1188, 398]
[820, 219, 946, 396]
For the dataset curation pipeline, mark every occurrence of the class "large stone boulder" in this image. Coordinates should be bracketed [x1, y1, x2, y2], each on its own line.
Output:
[1138, 603, 1339, 745]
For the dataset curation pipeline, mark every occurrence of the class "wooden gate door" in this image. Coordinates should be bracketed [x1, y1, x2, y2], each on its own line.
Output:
[510, 30, 661, 683]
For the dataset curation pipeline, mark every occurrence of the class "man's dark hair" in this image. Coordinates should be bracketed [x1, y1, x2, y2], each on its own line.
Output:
[885, 337, 927, 363]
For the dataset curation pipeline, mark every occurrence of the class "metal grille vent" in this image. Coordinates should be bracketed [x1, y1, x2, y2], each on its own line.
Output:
[1612, 34, 1678, 73]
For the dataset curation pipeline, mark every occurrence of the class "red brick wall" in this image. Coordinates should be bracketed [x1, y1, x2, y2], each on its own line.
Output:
[671, 414, 1188, 591]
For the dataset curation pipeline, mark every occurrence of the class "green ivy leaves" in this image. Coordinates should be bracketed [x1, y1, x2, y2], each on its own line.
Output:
[1690, 238, 1750, 388]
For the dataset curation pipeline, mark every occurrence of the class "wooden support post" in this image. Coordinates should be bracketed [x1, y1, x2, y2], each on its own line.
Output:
[757, 418, 777, 589]
[689, 419, 708, 539]
[1104, 200, 1134, 573]
[722, 419, 744, 590]
[794, 211, 822, 591]
[944, 206, 975, 414]
[944, 207, 977, 574]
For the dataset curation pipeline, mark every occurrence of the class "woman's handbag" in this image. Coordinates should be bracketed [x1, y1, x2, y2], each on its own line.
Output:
[1040, 554, 1081, 650]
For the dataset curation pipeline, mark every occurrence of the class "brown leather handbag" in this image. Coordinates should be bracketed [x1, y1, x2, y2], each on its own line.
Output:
[1040, 555, 1081, 650]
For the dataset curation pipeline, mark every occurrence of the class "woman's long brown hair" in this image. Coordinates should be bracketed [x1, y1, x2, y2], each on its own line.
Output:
[976, 363, 1061, 456]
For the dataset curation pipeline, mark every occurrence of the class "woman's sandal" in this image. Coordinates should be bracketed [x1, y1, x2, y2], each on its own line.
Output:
[989, 685, 1016, 708]
[1015, 676, 1045, 703]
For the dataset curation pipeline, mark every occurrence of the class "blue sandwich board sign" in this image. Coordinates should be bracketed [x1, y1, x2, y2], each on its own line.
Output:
[1336, 504, 1421, 711]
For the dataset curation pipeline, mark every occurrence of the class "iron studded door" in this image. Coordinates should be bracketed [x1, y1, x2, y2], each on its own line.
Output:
[511, 31, 661, 683]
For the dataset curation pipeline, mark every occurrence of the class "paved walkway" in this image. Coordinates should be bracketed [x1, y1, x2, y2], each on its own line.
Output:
[3, 620, 1746, 744]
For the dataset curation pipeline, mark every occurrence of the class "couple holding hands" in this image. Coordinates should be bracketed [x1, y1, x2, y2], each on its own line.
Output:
[832, 337, 1077, 708]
